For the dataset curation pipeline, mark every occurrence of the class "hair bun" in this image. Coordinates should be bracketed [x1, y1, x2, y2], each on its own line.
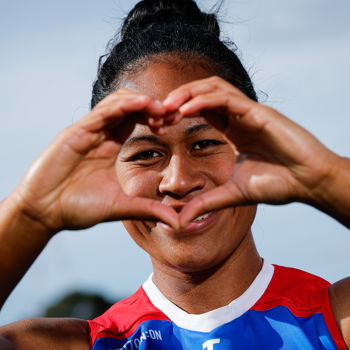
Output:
[121, 0, 220, 40]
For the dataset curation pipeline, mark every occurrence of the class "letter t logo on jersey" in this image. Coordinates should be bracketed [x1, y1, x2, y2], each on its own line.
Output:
[202, 338, 221, 350]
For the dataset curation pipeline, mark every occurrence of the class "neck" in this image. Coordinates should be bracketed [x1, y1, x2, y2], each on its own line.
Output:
[151, 231, 262, 314]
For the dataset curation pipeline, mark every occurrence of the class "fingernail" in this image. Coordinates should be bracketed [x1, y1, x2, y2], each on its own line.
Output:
[157, 119, 164, 126]
[163, 96, 173, 106]
[136, 95, 148, 102]
[179, 105, 186, 113]
[152, 118, 164, 127]
[151, 118, 164, 127]
[154, 99, 163, 108]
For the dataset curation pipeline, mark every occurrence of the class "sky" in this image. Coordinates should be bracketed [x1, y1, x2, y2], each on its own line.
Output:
[0, 0, 350, 325]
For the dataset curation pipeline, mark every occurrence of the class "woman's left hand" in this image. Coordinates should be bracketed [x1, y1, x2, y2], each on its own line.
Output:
[162, 76, 343, 227]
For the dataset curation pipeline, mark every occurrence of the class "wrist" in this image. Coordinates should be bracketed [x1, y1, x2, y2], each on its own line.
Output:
[2, 193, 54, 243]
[305, 153, 350, 227]
[0, 194, 54, 306]
[310, 153, 345, 204]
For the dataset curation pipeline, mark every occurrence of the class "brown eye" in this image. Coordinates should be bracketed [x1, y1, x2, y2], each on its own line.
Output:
[192, 140, 222, 151]
[131, 150, 162, 161]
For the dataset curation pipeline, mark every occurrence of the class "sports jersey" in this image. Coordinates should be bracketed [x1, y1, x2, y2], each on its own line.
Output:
[88, 261, 347, 349]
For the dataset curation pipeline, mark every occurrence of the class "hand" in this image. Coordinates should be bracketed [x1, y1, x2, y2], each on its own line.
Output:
[11, 89, 179, 234]
[163, 76, 338, 227]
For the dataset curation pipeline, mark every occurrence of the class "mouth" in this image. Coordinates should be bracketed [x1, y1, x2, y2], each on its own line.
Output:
[192, 212, 212, 222]
[157, 210, 219, 234]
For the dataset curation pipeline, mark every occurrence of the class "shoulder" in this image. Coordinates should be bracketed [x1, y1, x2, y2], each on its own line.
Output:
[254, 264, 330, 314]
[0, 317, 90, 350]
[88, 287, 168, 345]
[329, 277, 350, 348]
[253, 265, 348, 349]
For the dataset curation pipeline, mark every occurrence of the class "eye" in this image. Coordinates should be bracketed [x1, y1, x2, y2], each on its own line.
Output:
[191, 139, 223, 151]
[130, 150, 162, 161]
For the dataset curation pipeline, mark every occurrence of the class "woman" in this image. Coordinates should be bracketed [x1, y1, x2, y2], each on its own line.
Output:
[0, 0, 350, 349]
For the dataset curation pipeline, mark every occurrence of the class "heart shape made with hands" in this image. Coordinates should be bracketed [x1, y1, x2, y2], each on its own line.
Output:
[77, 76, 305, 232]
[137, 75, 315, 229]
[52, 83, 243, 232]
[97, 79, 261, 230]
[26, 75, 311, 234]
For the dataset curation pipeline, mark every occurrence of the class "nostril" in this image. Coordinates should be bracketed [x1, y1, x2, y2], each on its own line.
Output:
[158, 184, 204, 201]
[159, 191, 185, 200]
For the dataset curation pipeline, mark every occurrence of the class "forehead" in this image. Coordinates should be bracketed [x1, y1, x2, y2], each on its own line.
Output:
[119, 58, 216, 140]
[119, 58, 213, 101]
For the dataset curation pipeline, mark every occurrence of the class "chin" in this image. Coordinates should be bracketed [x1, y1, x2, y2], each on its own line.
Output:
[152, 242, 232, 274]
[123, 205, 256, 274]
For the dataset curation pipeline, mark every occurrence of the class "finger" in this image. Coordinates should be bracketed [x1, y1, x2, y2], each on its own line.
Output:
[103, 91, 166, 117]
[93, 88, 153, 107]
[79, 95, 166, 133]
[148, 116, 164, 128]
[111, 195, 180, 230]
[163, 110, 185, 126]
[179, 182, 246, 228]
[179, 92, 254, 119]
[54, 95, 166, 161]
[147, 110, 186, 133]
[163, 76, 246, 111]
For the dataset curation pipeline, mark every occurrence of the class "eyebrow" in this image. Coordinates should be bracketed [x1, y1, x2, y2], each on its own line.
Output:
[185, 123, 212, 135]
[123, 135, 159, 147]
[123, 123, 213, 147]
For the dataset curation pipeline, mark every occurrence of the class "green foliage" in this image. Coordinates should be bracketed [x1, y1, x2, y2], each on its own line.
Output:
[43, 291, 115, 320]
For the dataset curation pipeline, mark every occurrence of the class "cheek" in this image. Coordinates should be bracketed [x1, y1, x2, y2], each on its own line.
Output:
[116, 164, 160, 198]
[206, 153, 236, 185]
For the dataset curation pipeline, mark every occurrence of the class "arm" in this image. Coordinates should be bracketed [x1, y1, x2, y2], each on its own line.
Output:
[329, 278, 350, 348]
[0, 197, 51, 309]
[0, 89, 178, 307]
[309, 155, 350, 229]
[0, 89, 179, 347]
[0, 318, 90, 350]
[0, 336, 18, 350]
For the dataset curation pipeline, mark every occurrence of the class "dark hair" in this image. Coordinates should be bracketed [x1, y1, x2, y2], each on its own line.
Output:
[91, 0, 257, 109]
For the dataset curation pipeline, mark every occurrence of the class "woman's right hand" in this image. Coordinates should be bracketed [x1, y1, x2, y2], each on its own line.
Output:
[9, 89, 179, 234]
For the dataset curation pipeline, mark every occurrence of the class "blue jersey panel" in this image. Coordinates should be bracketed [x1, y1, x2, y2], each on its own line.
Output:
[92, 306, 337, 350]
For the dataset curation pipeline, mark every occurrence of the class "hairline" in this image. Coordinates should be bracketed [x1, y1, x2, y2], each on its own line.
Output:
[112, 51, 232, 91]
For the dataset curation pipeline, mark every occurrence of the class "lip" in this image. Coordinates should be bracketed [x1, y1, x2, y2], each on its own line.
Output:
[157, 210, 220, 235]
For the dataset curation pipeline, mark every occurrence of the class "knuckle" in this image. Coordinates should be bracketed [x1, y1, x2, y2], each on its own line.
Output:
[209, 75, 222, 84]
[56, 127, 71, 142]
[223, 95, 233, 106]
[198, 195, 208, 211]
[117, 88, 131, 94]
[210, 75, 222, 81]
[140, 95, 153, 104]
[92, 107, 108, 120]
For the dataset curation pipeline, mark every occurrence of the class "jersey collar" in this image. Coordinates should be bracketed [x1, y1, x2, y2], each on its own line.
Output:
[142, 260, 274, 332]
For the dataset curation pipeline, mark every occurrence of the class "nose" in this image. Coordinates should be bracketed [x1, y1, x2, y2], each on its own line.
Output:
[159, 154, 205, 199]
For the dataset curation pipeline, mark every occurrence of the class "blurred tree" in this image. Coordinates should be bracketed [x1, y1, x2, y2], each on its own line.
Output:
[43, 292, 115, 320]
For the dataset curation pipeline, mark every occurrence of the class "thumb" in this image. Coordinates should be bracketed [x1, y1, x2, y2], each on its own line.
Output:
[179, 182, 245, 229]
[110, 195, 180, 230]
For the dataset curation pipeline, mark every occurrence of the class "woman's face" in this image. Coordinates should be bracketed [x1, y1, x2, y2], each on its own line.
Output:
[116, 59, 256, 272]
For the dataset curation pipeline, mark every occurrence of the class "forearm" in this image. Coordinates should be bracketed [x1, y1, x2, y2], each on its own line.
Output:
[0, 336, 18, 350]
[309, 155, 350, 229]
[0, 195, 51, 308]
